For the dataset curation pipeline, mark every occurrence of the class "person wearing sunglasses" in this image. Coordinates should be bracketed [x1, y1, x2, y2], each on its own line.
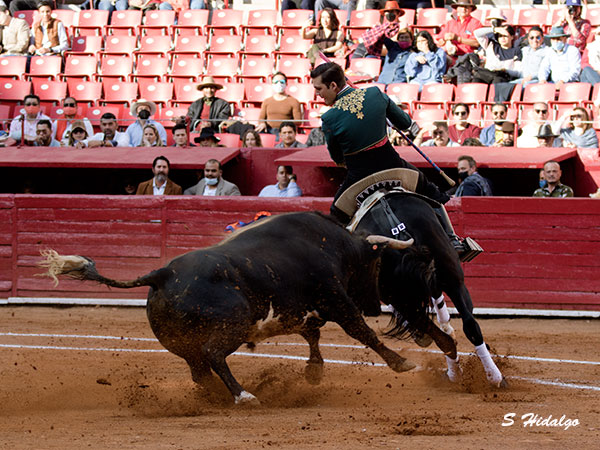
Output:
[256, 72, 302, 137]
[6, 94, 54, 147]
[517, 102, 555, 148]
[557, 106, 598, 148]
[515, 26, 549, 86]
[54, 97, 94, 146]
[448, 103, 481, 145]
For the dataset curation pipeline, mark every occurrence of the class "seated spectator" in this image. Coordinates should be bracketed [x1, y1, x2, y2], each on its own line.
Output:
[448, 103, 481, 145]
[86, 112, 130, 148]
[7, 94, 54, 146]
[535, 124, 563, 148]
[184, 159, 241, 196]
[194, 128, 221, 147]
[241, 130, 262, 148]
[139, 124, 164, 147]
[473, 25, 522, 83]
[255, 72, 302, 136]
[480, 103, 507, 146]
[435, 0, 481, 58]
[454, 155, 493, 197]
[517, 102, 552, 148]
[516, 27, 549, 86]
[172, 123, 191, 147]
[136, 155, 182, 196]
[302, 7, 343, 65]
[463, 137, 483, 146]
[353, 1, 403, 59]
[156, 0, 207, 12]
[55, 97, 94, 146]
[96, 0, 128, 13]
[315, 0, 355, 27]
[126, 99, 167, 147]
[558, 107, 598, 148]
[258, 165, 302, 197]
[185, 76, 231, 133]
[34, 119, 60, 147]
[27, 1, 69, 56]
[580, 26, 600, 85]
[533, 160, 574, 197]
[405, 30, 446, 90]
[66, 121, 88, 148]
[497, 122, 518, 147]
[0, 1, 29, 56]
[388, 103, 420, 145]
[553, 0, 591, 54]
[276, 121, 307, 149]
[414, 121, 460, 147]
[538, 26, 581, 90]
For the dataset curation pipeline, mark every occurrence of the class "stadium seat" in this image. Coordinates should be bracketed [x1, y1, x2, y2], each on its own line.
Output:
[135, 35, 173, 57]
[138, 80, 174, 106]
[237, 56, 275, 82]
[87, 105, 124, 127]
[412, 107, 446, 129]
[167, 57, 205, 82]
[173, 80, 203, 105]
[415, 83, 455, 108]
[0, 79, 32, 101]
[132, 55, 169, 82]
[555, 82, 592, 106]
[413, 8, 447, 34]
[354, 82, 386, 92]
[50, 9, 76, 33]
[26, 56, 62, 81]
[67, 80, 103, 105]
[515, 8, 550, 32]
[344, 9, 381, 41]
[0, 56, 27, 80]
[399, 8, 416, 26]
[348, 58, 382, 81]
[241, 9, 278, 36]
[73, 9, 109, 36]
[102, 81, 139, 106]
[243, 81, 273, 108]
[219, 82, 245, 109]
[314, 54, 346, 68]
[170, 35, 208, 58]
[206, 9, 244, 36]
[32, 79, 67, 102]
[96, 55, 134, 82]
[519, 83, 557, 106]
[102, 35, 138, 57]
[454, 83, 488, 106]
[276, 33, 312, 57]
[172, 9, 209, 36]
[13, 10, 35, 25]
[276, 9, 313, 37]
[157, 106, 188, 128]
[104, 10, 143, 36]
[386, 83, 419, 106]
[215, 133, 241, 147]
[240, 35, 278, 58]
[61, 55, 98, 82]
[277, 56, 312, 82]
[487, 83, 522, 103]
[586, 6, 600, 26]
[205, 56, 239, 83]
[205, 35, 243, 58]
[138, 10, 176, 36]
[287, 83, 315, 106]
[259, 132, 277, 147]
[68, 35, 103, 56]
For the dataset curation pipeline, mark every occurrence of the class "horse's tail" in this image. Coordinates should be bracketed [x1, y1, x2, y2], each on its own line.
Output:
[381, 246, 436, 340]
[38, 249, 166, 290]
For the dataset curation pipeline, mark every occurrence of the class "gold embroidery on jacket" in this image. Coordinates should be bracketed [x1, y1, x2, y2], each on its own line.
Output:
[333, 89, 365, 120]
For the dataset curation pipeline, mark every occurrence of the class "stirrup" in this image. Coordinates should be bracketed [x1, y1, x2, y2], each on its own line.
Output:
[458, 237, 484, 263]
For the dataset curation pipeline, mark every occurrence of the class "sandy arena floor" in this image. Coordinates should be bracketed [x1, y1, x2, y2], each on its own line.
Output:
[0, 306, 599, 449]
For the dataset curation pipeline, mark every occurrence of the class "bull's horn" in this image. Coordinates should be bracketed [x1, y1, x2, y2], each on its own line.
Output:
[366, 235, 414, 249]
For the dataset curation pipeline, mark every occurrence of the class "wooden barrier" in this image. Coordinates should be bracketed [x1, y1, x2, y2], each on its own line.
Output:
[1, 195, 599, 311]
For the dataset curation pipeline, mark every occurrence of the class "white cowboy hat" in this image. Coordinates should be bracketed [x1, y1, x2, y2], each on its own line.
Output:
[130, 99, 157, 117]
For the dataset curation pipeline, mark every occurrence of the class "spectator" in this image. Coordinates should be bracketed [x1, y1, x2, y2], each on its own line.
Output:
[463, 137, 483, 146]
[435, 0, 481, 58]
[184, 159, 241, 196]
[518, 102, 553, 148]
[533, 160, 574, 197]
[28, 1, 69, 56]
[55, 97, 94, 146]
[480, 103, 507, 146]
[136, 155, 182, 195]
[314, 0, 355, 27]
[34, 119, 60, 147]
[258, 165, 302, 197]
[363, 21, 413, 85]
[580, 26, 600, 85]
[241, 130, 262, 148]
[538, 168, 546, 190]
[255, 72, 302, 136]
[66, 120, 88, 148]
[454, 155, 492, 197]
[405, 30, 446, 89]
[516, 26, 549, 86]
[535, 124, 563, 148]
[0, 1, 29, 56]
[302, 7, 343, 65]
[8, 0, 37, 14]
[7, 94, 54, 146]
[557, 107, 598, 148]
[473, 24, 522, 83]
[126, 99, 167, 147]
[86, 112, 130, 148]
[96, 0, 128, 13]
[538, 26, 581, 90]
[172, 123, 191, 147]
[276, 121, 307, 149]
[156, 0, 207, 12]
[553, 0, 591, 54]
[448, 103, 481, 145]
[185, 76, 231, 133]
[193, 127, 221, 147]
[354, 1, 404, 59]
[139, 124, 164, 147]
[388, 103, 420, 145]
[414, 121, 460, 147]
[497, 122, 518, 147]
[122, 178, 137, 195]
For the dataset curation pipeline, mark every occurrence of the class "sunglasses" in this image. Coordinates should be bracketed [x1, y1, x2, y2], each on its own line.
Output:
[63, 103, 76, 107]
[454, 111, 468, 116]
[534, 109, 548, 114]
[529, 35, 543, 40]
[432, 131, 445, 136]
[272, 80, 286, 84]
[492, 110, 506, 115]
[24, 102, 39, 106]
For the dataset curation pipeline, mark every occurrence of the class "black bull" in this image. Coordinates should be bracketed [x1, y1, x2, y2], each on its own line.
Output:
[40, 211, 456, 404]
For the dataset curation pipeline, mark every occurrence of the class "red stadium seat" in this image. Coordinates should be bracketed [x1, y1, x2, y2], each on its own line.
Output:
[87, 105, 124, 127]
[138, 10, 176, 36]
[515, 8, 550, 29]
[205, 56, 239, 83]
[96, 55, 134, 82]
[172, 9, 209, 36]
[73, 9, 109, 36]
[348, 58, 382, 81]
[157, 106, 188, 128]
[170, 34, 208, 58]
[0, 79, 32, 101]
[386, 83, 419, 106]
[67, 80, 103, 105]
[259, 132, 277, 147]
[586, 6, 600, 26]
[399, 8, 416, 26]
[105, 10, 143, 36]
[102, 81, 139, 106]
[520, 83, 557, 106]
[413, 8, 447, 34]
[415, 83, 455, 108]
[135, 35, 173, 57]
[454, 83, 489, 106]
[277, 56, 312, 82]
[355, 82, 386, 92]
[234, 106, 261, 125]
[344, 9, 381, 40]
[68, 35, 103, 56]
[241, 9, 278, 36]
[26, 56, 62, 81]
[276, 9, 313, 36]
[0, 56, 27, 80]
[276, 33, 312, 57]
[219, 82, 245, 108]
[240, 35, 278, 58]
[50, 9, 76, 30]
[32, 79, 67, 102]
[13, 10, 36, 25]
[237, 56, 275, 82]
[556, 82, 592, 105]
[205, 9, 243, 36]
[215, 133, 241, 147]
[173, 80, 203, 105]
[138, 80, 174, 106]
[102, 35, 138, 56]
[287, 83, 315, 106]
[243, 81, 273, 107]
[205, 35, 243, 58]
[314, 54, 346, 68]
[61, 55, 98, 82]
[167, 57, 205, 82]
[132, 55, 169, 82]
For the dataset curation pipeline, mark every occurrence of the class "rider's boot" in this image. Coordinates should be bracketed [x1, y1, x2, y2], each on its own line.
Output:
[434, 206, 483, 262]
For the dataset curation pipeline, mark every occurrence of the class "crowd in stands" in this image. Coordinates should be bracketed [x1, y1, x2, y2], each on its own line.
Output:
[0, 0, 600, 197]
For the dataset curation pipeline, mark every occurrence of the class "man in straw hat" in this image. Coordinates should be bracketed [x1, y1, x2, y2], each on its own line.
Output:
[126, 99, 167, 147]
[185, 76, 232, 133]
[538, 26, 581, 90]
[435, 0, 481, 57]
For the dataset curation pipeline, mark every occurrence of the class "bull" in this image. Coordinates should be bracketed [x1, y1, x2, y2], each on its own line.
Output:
[40, 212, 456, 404]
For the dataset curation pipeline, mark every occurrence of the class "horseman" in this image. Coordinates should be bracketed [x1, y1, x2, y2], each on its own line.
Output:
[310, 62, 465, 254]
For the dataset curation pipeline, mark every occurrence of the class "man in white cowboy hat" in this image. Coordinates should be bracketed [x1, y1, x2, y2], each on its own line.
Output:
[435, 0, 481, 57]
[553, 0, 591, 54]
[125, 99, 167, 147]
[538, 26, 581, 90]
[185, 76, 232, 133]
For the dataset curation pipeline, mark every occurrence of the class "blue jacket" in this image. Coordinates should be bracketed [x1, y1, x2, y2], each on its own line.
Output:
[377, 40, 411, 85]
[405, 48, 447, 87]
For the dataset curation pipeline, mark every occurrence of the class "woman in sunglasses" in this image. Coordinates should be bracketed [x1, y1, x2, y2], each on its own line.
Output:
[558, 107, 598, 148]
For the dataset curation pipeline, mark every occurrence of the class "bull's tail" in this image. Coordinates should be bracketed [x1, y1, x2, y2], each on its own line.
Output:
[39, 249, 163, 289]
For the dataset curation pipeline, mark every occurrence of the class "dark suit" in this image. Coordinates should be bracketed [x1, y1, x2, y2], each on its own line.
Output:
[136, 178, 183, 195]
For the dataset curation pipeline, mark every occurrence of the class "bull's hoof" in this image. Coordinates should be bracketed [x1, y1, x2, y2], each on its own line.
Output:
[413, 331, 433, 348]
[234, 390, 260, 405]
[304, 362, 324, 385]
[389, 358, 416, 373]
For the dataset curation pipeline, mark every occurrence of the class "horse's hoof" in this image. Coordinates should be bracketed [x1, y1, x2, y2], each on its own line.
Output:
[390, 358, 416, 373]
[304, 362, 324, 385]
[413, 332, 433, 348]
[234, 390, 260, 405]
[496, 377, 509, 389]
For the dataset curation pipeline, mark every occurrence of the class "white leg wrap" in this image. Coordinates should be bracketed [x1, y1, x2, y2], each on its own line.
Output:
[475, 343, 503, 386]
[432, 294, 450, 324]
[234, 390, 259, 405]
[445, 356, 461, 383]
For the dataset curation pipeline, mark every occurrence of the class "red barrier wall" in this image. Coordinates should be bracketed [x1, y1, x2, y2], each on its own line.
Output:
[1, 195, 599, 311]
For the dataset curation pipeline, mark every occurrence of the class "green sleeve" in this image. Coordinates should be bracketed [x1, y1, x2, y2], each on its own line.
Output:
[383, 90, 412, 131]
[322, 116, 343, 164]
